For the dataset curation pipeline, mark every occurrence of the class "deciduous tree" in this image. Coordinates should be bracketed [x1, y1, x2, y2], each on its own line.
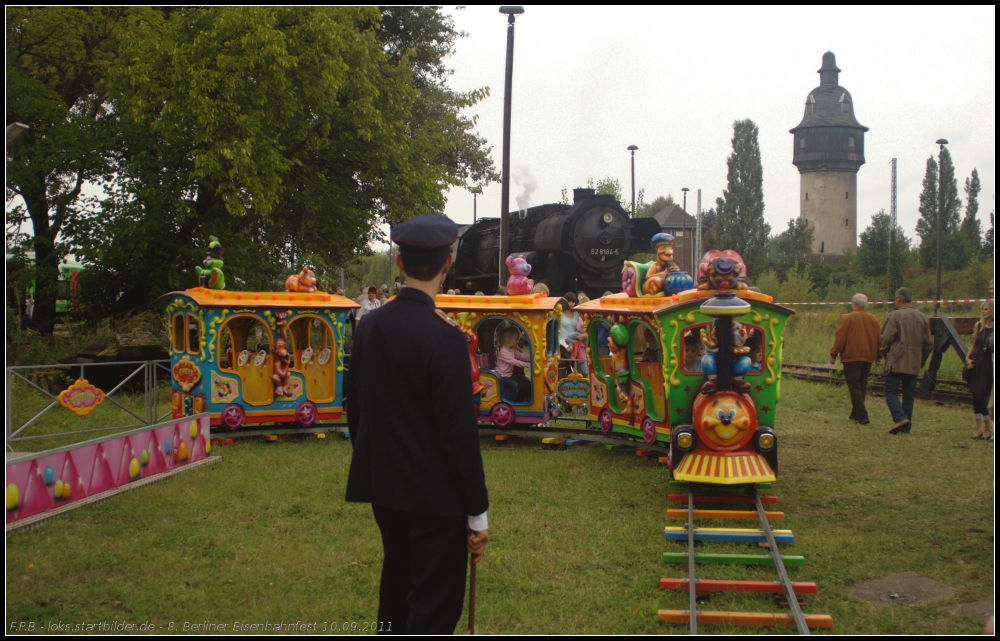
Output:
[703, 119, 770, 275]
[6, 7, 161, 333]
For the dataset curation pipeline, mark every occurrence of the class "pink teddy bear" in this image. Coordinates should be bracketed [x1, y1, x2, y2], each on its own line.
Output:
[505, 254, 534, 295]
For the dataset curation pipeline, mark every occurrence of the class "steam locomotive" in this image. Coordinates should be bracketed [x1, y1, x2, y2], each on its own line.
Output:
[447, 189, 662, 298]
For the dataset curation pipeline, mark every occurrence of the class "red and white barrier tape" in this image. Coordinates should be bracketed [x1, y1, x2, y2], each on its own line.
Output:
[777, 298, 990, 306]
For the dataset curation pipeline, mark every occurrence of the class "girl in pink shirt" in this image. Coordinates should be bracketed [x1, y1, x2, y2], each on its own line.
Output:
[496, 327, 530, 401]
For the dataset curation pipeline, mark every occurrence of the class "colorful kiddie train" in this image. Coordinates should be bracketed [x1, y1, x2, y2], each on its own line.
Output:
[158, 248, 357, 430]
[436, 293, 570, 427]
[575, 244, 794, 483]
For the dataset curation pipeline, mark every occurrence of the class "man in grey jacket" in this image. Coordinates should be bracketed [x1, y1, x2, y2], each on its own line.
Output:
[880, 287, 934, 434]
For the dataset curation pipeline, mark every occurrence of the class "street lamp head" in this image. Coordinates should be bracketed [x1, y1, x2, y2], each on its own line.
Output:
[681, 187, 689, 193]
[500, 6, 524, 22]
[627, 145, 638, 151]
[935, 139, 949, 146]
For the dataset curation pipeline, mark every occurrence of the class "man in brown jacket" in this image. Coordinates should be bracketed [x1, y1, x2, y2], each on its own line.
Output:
[880, 287, 934, 434]
[829, 293, 881, 424]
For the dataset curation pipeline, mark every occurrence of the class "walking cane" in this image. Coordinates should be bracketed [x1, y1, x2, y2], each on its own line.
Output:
[468, 554, 477, 635]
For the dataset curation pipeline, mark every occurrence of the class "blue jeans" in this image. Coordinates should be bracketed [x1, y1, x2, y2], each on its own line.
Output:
[883, 373, 917, 429]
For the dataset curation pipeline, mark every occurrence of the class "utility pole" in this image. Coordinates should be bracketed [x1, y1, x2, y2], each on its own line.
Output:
[696, 188, 702, 272]
[628, 145, 638, 216]
[498, 6, 524, 286]
[889, 158, 897, 273]
[474, 191, 478, 224]
[934, 139, 948, 317]
[681, 187, 690, 272]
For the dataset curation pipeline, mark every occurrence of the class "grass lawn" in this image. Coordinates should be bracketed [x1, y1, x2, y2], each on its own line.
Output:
[5, 378, 994, 634]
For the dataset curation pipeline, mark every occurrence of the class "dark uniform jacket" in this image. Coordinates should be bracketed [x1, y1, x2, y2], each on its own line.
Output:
[345, 288, 489, 517]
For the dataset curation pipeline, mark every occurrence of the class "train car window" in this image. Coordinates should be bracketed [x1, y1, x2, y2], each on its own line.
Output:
[288, 315, 336, 402]
[680, 323, 710, 375]
[680, 322, 766, 376]
[744, 324, 765, 375]
[186, 314, 201, 355]
[630, 321, 665, 420]
[474, 317, 505, 370]
[172, 314, 185, 353]
[218, 316, 271, 372]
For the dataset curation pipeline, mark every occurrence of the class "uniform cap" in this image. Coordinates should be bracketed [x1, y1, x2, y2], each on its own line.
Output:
[391, 213, 459, 266]
[650, 232, 674, 249]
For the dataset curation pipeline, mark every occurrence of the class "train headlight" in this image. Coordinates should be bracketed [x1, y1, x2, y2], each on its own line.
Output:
[677, 432, 694, 450]
[757, 432, 775, 451]
[602, 212, 613, 224]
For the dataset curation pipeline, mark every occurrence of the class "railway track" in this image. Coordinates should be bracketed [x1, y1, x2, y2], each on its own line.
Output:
[657, 481, 833, 633]
[784, 362, 972, 405]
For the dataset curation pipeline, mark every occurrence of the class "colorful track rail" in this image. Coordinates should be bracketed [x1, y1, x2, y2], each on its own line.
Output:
[658, 481, 833, 633]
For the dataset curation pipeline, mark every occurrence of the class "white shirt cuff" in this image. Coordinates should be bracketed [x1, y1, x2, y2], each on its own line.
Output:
[467, 511, 488, 531]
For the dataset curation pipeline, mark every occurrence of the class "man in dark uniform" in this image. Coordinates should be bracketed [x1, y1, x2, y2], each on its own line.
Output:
[346, 213, 490, 634]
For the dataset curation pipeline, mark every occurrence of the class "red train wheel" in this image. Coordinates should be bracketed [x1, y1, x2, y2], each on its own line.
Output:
[599, 408, 613, 435]
[220, 404, 245, 431]
[490, 403, 515, 428]
[641, 417, 657, 444]
[296, 401, 318, 428]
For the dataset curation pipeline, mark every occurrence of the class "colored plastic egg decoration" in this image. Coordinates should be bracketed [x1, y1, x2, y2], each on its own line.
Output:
[190, 420, 198, 438]
[54, 479, 64, 499]
[44, 465, 55, 486]
[205, 440, 211, 455]
[141, 449, 148, 466]
[164, 438, 171, 456]
[62, 482, 72, 500]
[6, 483, 19, 510]
[129, 458, 140, 480]
[178, 441, 188, 461]
[171, 445, 179, 462]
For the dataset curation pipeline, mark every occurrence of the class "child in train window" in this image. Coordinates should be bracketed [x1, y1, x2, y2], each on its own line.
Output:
[496, 326, 531, 402]
[745, 326, 764, 373]
[683, 328, 705, 372]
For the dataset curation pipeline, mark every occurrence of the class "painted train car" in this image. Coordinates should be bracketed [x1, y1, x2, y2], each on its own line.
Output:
[159, 288, 357, 430]
[575, 250, 794, 483]
[435, 293, 571, 427]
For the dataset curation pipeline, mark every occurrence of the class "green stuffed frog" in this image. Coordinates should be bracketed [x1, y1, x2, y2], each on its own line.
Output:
[195, 236, 226, 290]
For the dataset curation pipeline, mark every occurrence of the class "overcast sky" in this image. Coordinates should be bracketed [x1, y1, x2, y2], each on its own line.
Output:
[436, 5, 995, 244]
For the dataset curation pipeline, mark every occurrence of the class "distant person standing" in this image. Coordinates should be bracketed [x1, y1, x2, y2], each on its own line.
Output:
[356, 286, 380, 324]
[880, 287, 933, 434]
[965, 300, 993, 440]
[829, 293, 881, 424]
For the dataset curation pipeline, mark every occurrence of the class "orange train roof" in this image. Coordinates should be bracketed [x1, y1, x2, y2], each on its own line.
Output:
[434, 293, 568, 313]
[159, 288, 360, 309]
[574, 289, 791, 315]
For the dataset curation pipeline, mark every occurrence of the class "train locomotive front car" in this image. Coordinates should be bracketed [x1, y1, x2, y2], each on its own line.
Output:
[161, 287, 357, 430]
[576, 248, 794, 475]
[435, 292, 568, 428]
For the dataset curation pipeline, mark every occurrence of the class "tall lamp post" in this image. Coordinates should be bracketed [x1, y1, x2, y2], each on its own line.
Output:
[628, 145, 638, 216]
[681, 187, 690, 272]
[498, 6, 524, 287]
[934, 138, 948, 317]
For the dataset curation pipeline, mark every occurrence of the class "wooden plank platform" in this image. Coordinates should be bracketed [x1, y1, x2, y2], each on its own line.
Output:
[666, 509, 784, 520]
[663, 526, 794, 544]
[667, 493, 778, 505]
[662, 552, 805, 567]
[657, 610, 832, 629]
[659, 578, 817, 594]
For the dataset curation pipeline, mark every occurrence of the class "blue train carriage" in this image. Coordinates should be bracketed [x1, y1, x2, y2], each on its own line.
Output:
[160, 287, 357, 430]
[435, 293, 570, 427]
[663, 286, 794, 485]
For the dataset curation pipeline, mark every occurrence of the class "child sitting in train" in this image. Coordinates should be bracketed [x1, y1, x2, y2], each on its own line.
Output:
[496, 326, 531, 402]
